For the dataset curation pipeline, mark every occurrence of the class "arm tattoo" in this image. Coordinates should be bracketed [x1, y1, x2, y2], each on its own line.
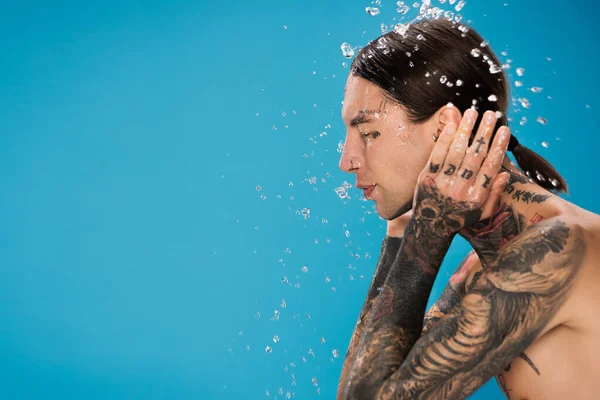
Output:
[422, 251, 479, 334]
[341, 181, 483, 399]
[502, 168, 551, 204]
[370, 219, 586, 400]
[337, 236, 402, 399]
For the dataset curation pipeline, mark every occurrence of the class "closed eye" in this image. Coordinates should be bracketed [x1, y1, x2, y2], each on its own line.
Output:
[361, 131, 381, 140]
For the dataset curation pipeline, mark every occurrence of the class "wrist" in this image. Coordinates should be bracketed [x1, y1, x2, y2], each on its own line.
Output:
[407, 211, 457, 240]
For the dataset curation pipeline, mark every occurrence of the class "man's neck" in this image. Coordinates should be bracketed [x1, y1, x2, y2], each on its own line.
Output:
[459, 163, 562, 265]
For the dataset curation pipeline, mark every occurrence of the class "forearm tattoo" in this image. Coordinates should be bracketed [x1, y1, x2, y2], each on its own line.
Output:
[337, 236, 402, 399]
[341, 181, 484, 399]
[358, 219, 585, 400]
[503, 168, 551, 204]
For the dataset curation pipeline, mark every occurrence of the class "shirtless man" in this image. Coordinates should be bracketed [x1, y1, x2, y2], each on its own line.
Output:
[335, 20, 600, 400]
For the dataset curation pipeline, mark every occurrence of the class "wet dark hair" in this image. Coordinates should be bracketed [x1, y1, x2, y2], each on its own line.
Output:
[351, 19, 567, 193]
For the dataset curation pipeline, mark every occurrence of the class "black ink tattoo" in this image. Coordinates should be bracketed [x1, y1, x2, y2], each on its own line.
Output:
[430, 163, 440, 173]
[475, 137, 486, 154]
[361, 100, 388, 116]
[341, 179, 486, 398]
[444, 164, 456, 176]
[518, 352, 540, 376]
[461, 169, 474, 180]
[483, 174, 491, 188]
[337, 236, 402, 399]
[352, 220, 585, 400]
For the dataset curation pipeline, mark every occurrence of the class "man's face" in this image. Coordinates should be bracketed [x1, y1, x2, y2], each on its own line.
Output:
[340, 75, 436, 220]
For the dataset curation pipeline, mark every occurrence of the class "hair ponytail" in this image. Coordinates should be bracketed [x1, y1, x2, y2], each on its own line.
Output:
[510, 139, 568, 193]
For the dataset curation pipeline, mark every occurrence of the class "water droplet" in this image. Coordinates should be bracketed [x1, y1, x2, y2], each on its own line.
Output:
[281, 299, 287, 308]
[344, 230, 350, 237]
[312, 377, 318, 386]
[488, 94, 498, 102]
[281, 277, 289, 284]
[516, 67, 525, 76]
[301, 208, 310, 219]
[489, 64, 502, 74]
[365, 6, 380, 15]
[542, 141, 549, 148]
[470, 48, 481, 57]
[325, 276, 331, 283]
[332, 349, 340, 358]
[537, 117, 548, 125]
[480, 40, 488, 47]
[530, 87, 543, 93]
[515, 81, 523, 87]
[440, 75, 447, 84]
[283, 25, 287, 30]
[273, 335, 280, 343]
[301, 266, 308, 273]
[520, 116, 528, 126]
[444, 10, 454, 20]
[260, 194, 267, 200]
[255, 311, 261, 319]
[551, 178, 559, 187]
[340, 43, 355, 58]
[455, 0, 466, 11]
[265, 346, 272, 353]
[284, 248, 291, 254]
[394, 22, 410, 35]
[519, 98, 531, 108]
[342, 61, 348, 68]
[246, 345, 251, 351]
[495, 111, 503, 118]
[288, 181, 294, 187]
[334, 181, 352, 199]
[456, 79, 463, 86]
[320, 337, 326, 344]
[256, 185, 262, 191]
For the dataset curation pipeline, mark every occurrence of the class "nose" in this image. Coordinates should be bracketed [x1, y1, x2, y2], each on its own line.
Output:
[339, 136, 361, 173]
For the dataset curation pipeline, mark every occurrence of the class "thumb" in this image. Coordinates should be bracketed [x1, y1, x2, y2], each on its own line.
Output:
[480, 172, 509, 220]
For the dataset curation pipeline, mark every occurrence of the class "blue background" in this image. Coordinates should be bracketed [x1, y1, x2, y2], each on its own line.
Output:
[1, 0, 598, 399]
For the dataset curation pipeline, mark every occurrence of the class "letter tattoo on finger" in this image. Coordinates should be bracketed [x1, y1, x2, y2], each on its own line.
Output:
[430, 163, 441, 173]
[444, 164, 456, 175]
[461, 169, 474, 180]
[483, 174, 491, 188]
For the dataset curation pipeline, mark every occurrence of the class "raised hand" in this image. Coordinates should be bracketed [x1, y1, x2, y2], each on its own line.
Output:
[412, 109, 511, 237]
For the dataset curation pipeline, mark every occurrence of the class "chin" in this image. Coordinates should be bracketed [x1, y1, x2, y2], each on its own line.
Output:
[384, 200, 412, 220]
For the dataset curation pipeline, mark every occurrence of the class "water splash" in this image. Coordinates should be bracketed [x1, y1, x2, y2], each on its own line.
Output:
[366, 6, 381, 16]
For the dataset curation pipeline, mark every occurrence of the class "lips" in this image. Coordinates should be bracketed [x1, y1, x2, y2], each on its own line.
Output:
[362, 185, 376, 199]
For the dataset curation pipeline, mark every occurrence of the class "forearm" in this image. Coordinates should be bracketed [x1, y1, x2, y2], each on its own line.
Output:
[337, 235, 403, 399]
[342, 217, 454, 399]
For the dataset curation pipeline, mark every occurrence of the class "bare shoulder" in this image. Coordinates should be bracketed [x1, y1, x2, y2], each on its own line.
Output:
[544, 209, 600, 330]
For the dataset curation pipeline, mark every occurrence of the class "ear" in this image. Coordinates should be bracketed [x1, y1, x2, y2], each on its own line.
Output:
[436, 105, 462, 135]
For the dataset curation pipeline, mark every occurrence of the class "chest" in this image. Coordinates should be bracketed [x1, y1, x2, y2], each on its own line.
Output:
[494, 325, 600, 400]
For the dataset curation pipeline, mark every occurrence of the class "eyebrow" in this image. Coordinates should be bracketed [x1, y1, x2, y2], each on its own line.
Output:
[349, 112, 372, 127]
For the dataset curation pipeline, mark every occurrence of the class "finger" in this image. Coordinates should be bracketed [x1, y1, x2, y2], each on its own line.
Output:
[480, 172, 509, 220]
[440, 109, 478, 181]
[473, 126, 511, 201]
[456, 111, 498, 185]
[423, 122, 457, 178]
